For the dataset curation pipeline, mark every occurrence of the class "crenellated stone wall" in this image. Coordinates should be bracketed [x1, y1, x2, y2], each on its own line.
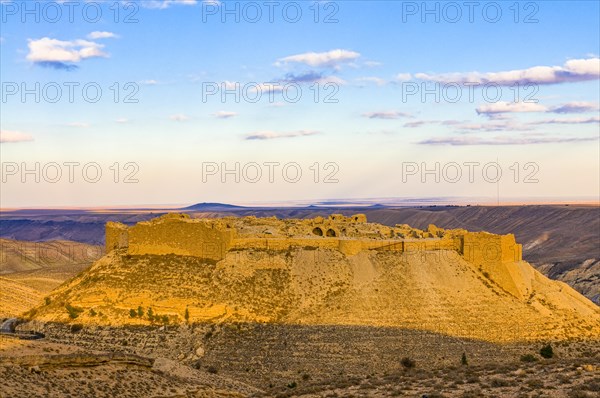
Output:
[105, 214, 523, 269]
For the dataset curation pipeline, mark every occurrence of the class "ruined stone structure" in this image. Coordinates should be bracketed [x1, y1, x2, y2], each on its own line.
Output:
[106, 213, 522, 268]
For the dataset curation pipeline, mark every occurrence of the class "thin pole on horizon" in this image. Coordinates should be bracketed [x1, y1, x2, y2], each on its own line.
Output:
[497, 157, 500, 206]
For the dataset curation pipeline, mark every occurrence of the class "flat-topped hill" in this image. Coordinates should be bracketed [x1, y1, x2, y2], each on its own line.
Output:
[26, 214, 599, 343]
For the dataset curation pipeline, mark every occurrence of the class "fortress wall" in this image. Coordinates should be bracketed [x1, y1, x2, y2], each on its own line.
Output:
[126, 220, 235, 261]
[362, 238, 460, 252]
[106, 222, 129, 253]
[462, 232, 522, 267]
[338, 240, 364, 256]
[231, 238, 340, 251]
[462, 232, 524, 298]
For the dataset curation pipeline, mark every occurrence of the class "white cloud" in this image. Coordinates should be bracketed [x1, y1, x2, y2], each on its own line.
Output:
[141, 0, 198, 9]
[454, 120, 533, 132]
[214, 111, 237, 119]
[275, 49, 360, 68]
[476, 102, 548, 115]
[477, 101, 600, 116]
[415, 57, 600, 86]
[245, 130, 320, 140]
[26, 37, 108, 68]
[115, 118, 130, 124]
[364, 61, 382, 68]
[363, 111, 412, 119]
[529, 116, 600, 125]
[394, 73, 412, 82]
[170, 114, 190, 122]
[419, 135, 598, 146]
[549, 101, 599, 114]
[0, 130, 33, 143]
[87, 31, 119, 40]
[140, 79, 159, 85]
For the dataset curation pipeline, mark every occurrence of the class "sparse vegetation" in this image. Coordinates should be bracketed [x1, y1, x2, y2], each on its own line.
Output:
[489, 377, 509, 387]
[461, 352, 468, 366]
[540, 344, 554, 359]
[401, 357, 416, 369]
[89, 309, 97, 317]
[521, 354, 538, 362]
[184, 307, 189, 322]
[65, 304, 84, 319]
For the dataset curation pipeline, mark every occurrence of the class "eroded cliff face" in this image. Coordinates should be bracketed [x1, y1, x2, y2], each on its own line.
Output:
[27, 214, 599, 343]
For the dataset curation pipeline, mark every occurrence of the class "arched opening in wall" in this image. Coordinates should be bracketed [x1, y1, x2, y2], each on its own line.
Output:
[312, 227, 323, 236]
[326, 229, 337, 237]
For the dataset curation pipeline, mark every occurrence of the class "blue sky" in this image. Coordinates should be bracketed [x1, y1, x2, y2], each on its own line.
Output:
[1, 0, 599, 207]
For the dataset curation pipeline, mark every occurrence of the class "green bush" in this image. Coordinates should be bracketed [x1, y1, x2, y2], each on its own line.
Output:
[401, 357, 416, 369]
[540, 344, 554, 359]
[461, 352, 468, 366]
[89, 309, 97, 317]
[520, 354, 538, 362]
[185, 307, 190, 322]
[287, 381, 297, 389]
[65, 304, 84, 319]
[129, 309, 137, 318]
[137, 306, 144, 317]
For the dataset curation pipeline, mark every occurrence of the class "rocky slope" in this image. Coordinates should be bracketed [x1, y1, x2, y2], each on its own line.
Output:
[26, 216, 599, 343]
[0, 239, 102, 317]
[2, 205, 598, 303]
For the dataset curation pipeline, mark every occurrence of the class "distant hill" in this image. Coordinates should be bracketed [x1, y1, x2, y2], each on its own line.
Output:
[181, 203, 247, 211]
[0, 239, 102, 317]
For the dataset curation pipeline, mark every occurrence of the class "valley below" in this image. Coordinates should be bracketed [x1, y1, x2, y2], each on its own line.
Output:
[0, 206, 599, 397]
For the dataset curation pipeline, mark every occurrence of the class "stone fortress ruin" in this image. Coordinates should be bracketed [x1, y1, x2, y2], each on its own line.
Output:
[106, 213, 522, 270]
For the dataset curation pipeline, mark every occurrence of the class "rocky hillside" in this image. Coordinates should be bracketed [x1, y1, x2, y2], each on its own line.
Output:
[3, 205, 597, 303]
[27, 216, 599, 343]
[0, 239, 102, 317]
[0, 278, 43, 318]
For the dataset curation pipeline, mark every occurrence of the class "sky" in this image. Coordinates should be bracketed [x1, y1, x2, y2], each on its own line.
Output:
[1, 0, 599, 207]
